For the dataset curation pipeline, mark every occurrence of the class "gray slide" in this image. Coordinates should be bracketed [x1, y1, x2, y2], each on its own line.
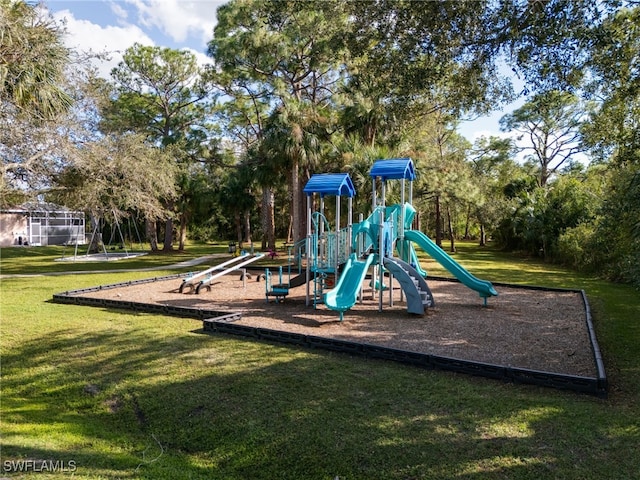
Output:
[383, 257, 435, 315]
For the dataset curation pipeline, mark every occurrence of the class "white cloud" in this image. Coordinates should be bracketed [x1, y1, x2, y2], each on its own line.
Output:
[124, 0, 224, 46]
[53, 9, 155, 78]
[51, 5, 215, 79]
[109, 1, 129, 22]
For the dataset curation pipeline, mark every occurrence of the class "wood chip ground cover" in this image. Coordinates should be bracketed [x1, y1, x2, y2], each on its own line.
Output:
[76, 272, 597, 378]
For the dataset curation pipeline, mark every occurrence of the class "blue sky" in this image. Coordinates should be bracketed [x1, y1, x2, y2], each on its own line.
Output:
[46, 0, 224, 74]
[44, 0, 517, 143]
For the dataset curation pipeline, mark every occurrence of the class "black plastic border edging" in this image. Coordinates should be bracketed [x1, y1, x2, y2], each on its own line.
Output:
[52, 274, 608, 398]
[582, 289, 608, 394]
[52, 273, 230, 320]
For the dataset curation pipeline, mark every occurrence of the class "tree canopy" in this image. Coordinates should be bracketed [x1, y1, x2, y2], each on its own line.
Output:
[1, 0, 72, 203]
[3, 0, 639, 286]
[500, 91, 586, 186]
[0, 0, 71, 120]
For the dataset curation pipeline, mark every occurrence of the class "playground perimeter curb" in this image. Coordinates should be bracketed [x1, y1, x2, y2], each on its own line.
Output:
[52, 275, 608, 398]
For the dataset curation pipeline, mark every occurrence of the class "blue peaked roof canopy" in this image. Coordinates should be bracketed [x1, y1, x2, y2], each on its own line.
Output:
[369, 157, 416, 181]
[303, 173, 356, 198]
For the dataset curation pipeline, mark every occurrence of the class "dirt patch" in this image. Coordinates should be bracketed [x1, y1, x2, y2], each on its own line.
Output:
[78, 271, 598, 378]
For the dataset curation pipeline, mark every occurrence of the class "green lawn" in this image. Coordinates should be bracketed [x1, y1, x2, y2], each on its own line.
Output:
[1, 241, 639, 479]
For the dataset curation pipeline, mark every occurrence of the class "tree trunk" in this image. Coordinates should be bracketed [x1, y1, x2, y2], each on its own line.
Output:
[435, 195, 443, 248]
[291, 157, 301, 242]
[243, 210, 251, 244]
[163, 218, 173, 251]
[88, 216, 102, 253]
[235, 211, 242, 246]
[480, 223, 486, 246]
[162, 197, 177, 251]
[463, 204, 471, 240]
[146, 218, 158, 251]
[178, 211, 187, 251]
[261, 186, 275, 250]
[447, 204, 456, 253]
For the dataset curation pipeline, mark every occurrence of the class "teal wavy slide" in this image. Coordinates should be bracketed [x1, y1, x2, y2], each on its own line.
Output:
[404, 230, 498, 298]
[324, 253, 375, 320]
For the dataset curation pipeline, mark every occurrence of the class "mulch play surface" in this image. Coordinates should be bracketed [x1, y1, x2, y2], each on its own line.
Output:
[76, 272, 599, 379]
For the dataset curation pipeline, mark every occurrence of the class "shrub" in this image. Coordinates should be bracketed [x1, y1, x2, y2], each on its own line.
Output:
[557, 222, 597, 270]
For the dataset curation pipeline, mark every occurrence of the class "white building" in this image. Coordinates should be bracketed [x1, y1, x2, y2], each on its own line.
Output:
[0, 203, 86, 247]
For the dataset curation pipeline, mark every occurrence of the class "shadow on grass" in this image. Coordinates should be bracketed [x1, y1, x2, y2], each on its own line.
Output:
[3, 325, 637, 479]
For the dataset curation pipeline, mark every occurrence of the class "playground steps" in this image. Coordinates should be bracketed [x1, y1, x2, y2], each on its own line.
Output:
[383, 257, 435, 315]
[404, 266, 434, 308]
[411, 277, 432, 307]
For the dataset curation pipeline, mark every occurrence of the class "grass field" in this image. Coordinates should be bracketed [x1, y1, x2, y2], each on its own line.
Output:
[1, 241, 639, 479]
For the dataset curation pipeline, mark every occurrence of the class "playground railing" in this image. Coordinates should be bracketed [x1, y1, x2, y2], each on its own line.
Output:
[290, 238, 307, 273]
[337, 227, 351, 265]
[315, 231, 335, 271]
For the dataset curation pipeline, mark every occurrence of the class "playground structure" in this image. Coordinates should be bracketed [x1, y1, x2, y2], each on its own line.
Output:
[179, 252, 265, 294]
[181, 157, 497, 321]
[274, 158, 498, 321]
[52, 159, 606, 396]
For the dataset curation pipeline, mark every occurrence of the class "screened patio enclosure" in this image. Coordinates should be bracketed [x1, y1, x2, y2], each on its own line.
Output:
[0, 204, 86, 247]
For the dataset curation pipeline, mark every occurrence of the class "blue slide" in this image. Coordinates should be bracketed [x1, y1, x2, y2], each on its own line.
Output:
[404, 229, 498, 299]
[324, 253, 375, 321]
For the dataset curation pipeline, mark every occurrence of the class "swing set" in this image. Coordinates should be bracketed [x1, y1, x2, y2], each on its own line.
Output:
[59, 212, 147, 262]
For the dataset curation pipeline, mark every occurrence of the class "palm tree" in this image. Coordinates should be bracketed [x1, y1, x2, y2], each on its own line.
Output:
[0, 0, 72, 120]
[262, 102, 329, 242]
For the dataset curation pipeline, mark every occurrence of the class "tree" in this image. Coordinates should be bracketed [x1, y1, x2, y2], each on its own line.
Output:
[344, 1, 515, 122]
[51, 133, 177, 232]
[104, 43, 215, 251]
[174, 158, 227, 251]
[209, 0, 350, 243]
[493, 0, 612, 93]
[481, 1, 640, 284]
[410, 111, 478, 251]
[579, 5, 640, 286]
[588, 164, 640, 286]
[210, 54, 280, 249]
[0, 0, 72, 203]
[500, 91, 587, 187]
[467, 136, 519, 245]
[216, 161, 256, 246]
[583, 5, 640, 167]
[0, 0, 71, 120]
